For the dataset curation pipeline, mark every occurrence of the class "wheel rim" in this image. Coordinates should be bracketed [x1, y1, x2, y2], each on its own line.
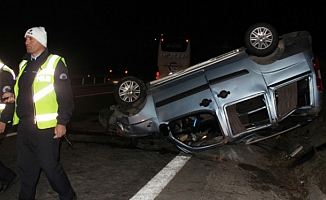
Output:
[118, 80, 141, 103]
[249, 27, 274, 50]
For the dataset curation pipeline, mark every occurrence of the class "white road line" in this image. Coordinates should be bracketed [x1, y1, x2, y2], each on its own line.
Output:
[130, 152, 192, 200]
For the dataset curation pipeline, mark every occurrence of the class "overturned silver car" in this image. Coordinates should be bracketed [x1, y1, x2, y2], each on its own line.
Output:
[99, 23, 323, 153]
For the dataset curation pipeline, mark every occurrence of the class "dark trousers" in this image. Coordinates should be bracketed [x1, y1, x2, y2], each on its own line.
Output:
[17, 119, 75, 200]
[0, 160, 16, 185]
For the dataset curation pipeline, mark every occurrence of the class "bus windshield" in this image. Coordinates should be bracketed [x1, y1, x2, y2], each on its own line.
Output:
[161, 37, 189, 52]
[157, 35, 190, 79]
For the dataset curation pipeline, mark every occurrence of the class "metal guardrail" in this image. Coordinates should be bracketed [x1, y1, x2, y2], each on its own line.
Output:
[70, 73, 110, 86]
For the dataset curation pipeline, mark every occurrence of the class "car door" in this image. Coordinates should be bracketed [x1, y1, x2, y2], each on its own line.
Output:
[149, 69, 226, 151]
[150, 70, 218, 123]
[204, 53, 273, 140]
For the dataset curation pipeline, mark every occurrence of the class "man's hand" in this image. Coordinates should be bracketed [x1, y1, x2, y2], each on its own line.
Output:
[2, 92, 15, 103]
[0, 121, 6, 134]
[54, 124, 66, 138]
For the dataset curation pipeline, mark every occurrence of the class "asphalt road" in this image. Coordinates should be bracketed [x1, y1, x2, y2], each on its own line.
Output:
[1, 84, 326, 199]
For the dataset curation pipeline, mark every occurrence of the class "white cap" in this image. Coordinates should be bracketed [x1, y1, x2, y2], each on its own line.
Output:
[24, 27, 47, 47]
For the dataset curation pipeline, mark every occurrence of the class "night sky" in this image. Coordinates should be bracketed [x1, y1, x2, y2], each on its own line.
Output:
[1, 1, 325, 76]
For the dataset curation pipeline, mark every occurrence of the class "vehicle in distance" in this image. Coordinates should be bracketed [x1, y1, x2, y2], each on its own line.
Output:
[157, 34, 190, 79]
[99, 23, 323, 153]
[107, 69, 129, 85]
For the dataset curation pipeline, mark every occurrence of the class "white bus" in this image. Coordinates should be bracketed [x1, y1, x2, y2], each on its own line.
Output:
[157, 35, 190, 79]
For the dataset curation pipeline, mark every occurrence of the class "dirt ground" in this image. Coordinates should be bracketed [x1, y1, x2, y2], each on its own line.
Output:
[264, 115, 326, 199]
[241, 102, 326, 199]
[237, 117, 326, 199]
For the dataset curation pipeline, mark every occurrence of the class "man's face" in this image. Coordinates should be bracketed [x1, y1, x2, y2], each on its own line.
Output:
[25, 36, 45, 56]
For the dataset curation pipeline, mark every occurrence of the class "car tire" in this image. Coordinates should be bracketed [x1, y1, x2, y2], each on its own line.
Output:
[245, 23, 279, 57]
[114, 76, 147, 109]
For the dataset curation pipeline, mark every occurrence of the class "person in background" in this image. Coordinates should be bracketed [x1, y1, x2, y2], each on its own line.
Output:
[6, 27, 76, 200]
[0, 60, 19, 194]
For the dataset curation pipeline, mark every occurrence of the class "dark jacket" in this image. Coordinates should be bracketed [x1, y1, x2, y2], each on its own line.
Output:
[0, 68, 15, 124]
[16, 48, 74, 126]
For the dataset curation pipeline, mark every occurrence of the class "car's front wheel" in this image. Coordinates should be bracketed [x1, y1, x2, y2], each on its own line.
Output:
[245, 23, 279, 57]
[114, 76, 147, 109]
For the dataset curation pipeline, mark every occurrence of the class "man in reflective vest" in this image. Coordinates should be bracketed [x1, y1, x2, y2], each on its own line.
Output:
[0, 60, 19, 194]
[6, 27, 76, 200]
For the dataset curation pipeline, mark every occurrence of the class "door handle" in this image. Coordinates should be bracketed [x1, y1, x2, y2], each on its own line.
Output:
[217, 90, 230, 98]
[199, 99, 212, 107]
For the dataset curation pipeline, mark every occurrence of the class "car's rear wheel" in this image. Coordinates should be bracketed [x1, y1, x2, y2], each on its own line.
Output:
[245, 23, 278, 57]
[114, 76, 147, 109]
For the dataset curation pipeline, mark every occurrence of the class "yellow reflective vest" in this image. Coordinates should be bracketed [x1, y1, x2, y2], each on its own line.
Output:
[0, 65, 16, 80]
[0, 64, 16, 114]
[13, 54, 65, 129]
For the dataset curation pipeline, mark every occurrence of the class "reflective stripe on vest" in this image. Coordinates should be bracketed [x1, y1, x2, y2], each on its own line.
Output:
[0, 103, 5, 114]
[35, 113, 58, 122]
[13, 60, 28, 125]
[0, 64, 15, 115]
[19, 60, 28, 71]
[0, 65, 16, 80]
[13, 54, 63, 129]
